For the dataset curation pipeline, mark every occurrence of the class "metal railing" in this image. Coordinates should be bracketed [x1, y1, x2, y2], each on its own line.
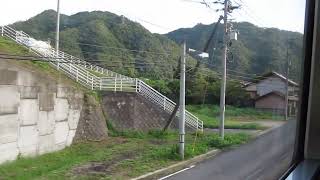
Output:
[137, 80, 203, 130]
[0, 25, 203, 131]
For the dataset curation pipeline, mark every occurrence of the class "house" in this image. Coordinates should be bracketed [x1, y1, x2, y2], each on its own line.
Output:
[244, 71, 299, 115]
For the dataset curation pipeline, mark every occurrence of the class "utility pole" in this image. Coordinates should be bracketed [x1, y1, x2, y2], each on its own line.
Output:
[219, 0, 229, 139]
[179, 41, 186, 160]
[56, 0, 61, 69]
[285, 40, 290, 121]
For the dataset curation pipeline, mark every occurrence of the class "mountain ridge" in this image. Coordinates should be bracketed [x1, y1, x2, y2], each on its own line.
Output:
[9, 10, 304, 82]
[165, 21, 304, 81]
[11, 10, 184, 79]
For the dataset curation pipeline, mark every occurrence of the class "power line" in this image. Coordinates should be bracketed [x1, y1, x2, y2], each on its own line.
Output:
[232, 9, 264, 27]
[57, 40, 177, 57]
[190, 57, 266, 79]
[0, 53, 292, 89]
[237, 0, 268, 25]
[0, 43, 179, 64]
[0, 53, 176, 67]
[2, 40, 177, 57]
[232, 0, 268, 27]
[197, 67, 297, 88]
[112, 9, 172, 31]
[191, 69, 294, 90]
[0, 53, 177, 68]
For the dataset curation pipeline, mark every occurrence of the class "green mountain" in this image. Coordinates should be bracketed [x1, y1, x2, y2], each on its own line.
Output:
[11, 10, 303, 82]
[9, 10, 304, 105]
[11, 10, 186, 79]
[166, 22, 304, 82]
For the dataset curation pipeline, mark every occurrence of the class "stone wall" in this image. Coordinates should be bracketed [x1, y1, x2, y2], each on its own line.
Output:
[0, 61, 107, 164]
[101, 92, 178, 131]
[73, 94, 107, 142]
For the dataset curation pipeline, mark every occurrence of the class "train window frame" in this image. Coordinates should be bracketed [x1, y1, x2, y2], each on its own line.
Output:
[281, 0, 320, 178]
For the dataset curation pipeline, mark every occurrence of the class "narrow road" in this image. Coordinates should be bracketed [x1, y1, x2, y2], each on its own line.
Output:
[164, 120, 296, 180]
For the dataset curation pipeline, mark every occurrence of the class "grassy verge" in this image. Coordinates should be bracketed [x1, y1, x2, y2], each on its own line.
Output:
[0, 130, 251, 180]
[187, 105, 283, 130]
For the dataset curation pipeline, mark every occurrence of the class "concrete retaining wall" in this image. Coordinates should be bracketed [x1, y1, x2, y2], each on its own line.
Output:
[0, 61, 106, 164]
[101, 92, 178, 131]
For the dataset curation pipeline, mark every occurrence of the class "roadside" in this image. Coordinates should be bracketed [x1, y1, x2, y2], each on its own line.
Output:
[0, 130, 251, 180]
[160, 120, 297, 180]
[187, 104, 285, 130]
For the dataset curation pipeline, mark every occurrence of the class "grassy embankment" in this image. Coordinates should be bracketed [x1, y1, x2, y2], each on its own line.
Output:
[0, 130, 251, 180]
[187, 105, 284, 130]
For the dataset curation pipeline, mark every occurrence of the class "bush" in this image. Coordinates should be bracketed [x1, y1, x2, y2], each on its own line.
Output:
[208, 133, 251, 149]
[109, 130, 146, 139]
[147, 129, 169, 139]
[150, 145, 180, 160]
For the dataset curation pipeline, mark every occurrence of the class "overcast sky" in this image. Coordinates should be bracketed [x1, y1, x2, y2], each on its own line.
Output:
[0, 0, 306, 34]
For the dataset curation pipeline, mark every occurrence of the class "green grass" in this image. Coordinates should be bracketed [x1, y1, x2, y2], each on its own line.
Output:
[187, 104, 281, 119]
[0, 130, 251, 180]
[0, 37, 32, 55]
[187, 105, 283, 130]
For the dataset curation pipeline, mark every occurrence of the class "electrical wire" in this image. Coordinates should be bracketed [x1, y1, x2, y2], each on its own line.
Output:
[232, 0, 268, 27]
[58, 40, 177, 57]
[0, 53, 296, 89]
[0, 53, 177, 69]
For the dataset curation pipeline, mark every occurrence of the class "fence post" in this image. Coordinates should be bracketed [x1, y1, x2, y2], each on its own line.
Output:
[76, 69, 79, 82]
[86, 71, 89, 83]
[70, 57, 72, 71]
[114, 78, 117, 92]
[164, 97, 166, 110]
[100, 78, 102, 90]
[120, 79, 123, 91]
[1, 26, 3, 36]
[135, 79, 138, 92]
[57, 52, 60, 70]
[91, 76, 94, 90]
[197, 119, 199, 131]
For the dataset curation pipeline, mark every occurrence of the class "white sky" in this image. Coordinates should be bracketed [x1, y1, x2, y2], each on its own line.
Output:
[0, 0, 306, 34]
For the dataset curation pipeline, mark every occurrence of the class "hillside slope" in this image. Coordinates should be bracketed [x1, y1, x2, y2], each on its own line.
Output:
[11, 10, 184, 79]
[166, 22, 304, 81]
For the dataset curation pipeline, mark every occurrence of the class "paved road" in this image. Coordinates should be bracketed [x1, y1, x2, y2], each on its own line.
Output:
[204, 128, 261, 135]
[164, 120, 297, 180]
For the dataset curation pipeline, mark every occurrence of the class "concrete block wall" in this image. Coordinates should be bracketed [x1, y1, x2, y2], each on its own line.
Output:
[0, 84, 84, 164]
[0, 62, 84, 164]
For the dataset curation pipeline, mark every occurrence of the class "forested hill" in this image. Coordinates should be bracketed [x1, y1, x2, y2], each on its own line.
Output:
[11, 10, 186, 79]
[166, 22, 304, 81]
[10, 10, 304, 82]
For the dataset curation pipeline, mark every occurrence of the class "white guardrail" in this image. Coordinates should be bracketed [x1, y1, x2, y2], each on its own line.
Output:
[0, 25, 203, 131]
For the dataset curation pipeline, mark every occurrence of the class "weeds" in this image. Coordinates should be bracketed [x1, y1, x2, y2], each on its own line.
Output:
[187, 104, 282, 130]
